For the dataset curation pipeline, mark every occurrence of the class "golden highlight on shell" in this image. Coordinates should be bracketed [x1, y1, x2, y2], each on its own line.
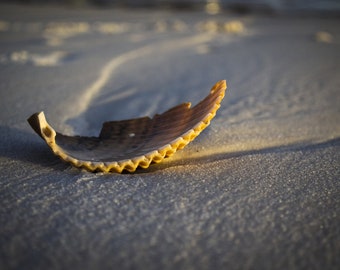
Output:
[28, 80, 227, 173]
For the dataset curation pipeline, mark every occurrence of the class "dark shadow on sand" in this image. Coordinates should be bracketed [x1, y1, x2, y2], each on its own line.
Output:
[1, 125, 339, 174]
[142, 137, 340, 173]
[0, 125, 69, 171]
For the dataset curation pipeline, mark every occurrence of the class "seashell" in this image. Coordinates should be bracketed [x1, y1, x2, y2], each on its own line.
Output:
[28, 80, 227, 173]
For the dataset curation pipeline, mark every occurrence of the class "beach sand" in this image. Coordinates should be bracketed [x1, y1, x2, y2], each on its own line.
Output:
[0, 4, 339, 270]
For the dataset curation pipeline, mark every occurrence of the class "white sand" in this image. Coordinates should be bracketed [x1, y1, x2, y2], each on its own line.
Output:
[0, 4, 339, 270]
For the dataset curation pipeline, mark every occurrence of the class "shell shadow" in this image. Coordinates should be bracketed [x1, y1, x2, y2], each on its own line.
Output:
[2, 124, 339, 174]
[0, 125, 69, 171]
[142, 137, 340, 173]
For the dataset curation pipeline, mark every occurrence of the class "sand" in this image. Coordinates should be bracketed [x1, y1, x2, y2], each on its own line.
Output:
[0, 4, 339, 270]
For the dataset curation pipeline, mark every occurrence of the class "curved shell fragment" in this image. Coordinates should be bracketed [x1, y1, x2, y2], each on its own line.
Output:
[28, 80, 227, 173]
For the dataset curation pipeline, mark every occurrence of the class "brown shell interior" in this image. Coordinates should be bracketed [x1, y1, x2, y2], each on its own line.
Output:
[28, 80, 227, 173]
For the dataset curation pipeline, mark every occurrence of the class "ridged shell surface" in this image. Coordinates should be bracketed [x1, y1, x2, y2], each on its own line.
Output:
[28, 80, 227, 173]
